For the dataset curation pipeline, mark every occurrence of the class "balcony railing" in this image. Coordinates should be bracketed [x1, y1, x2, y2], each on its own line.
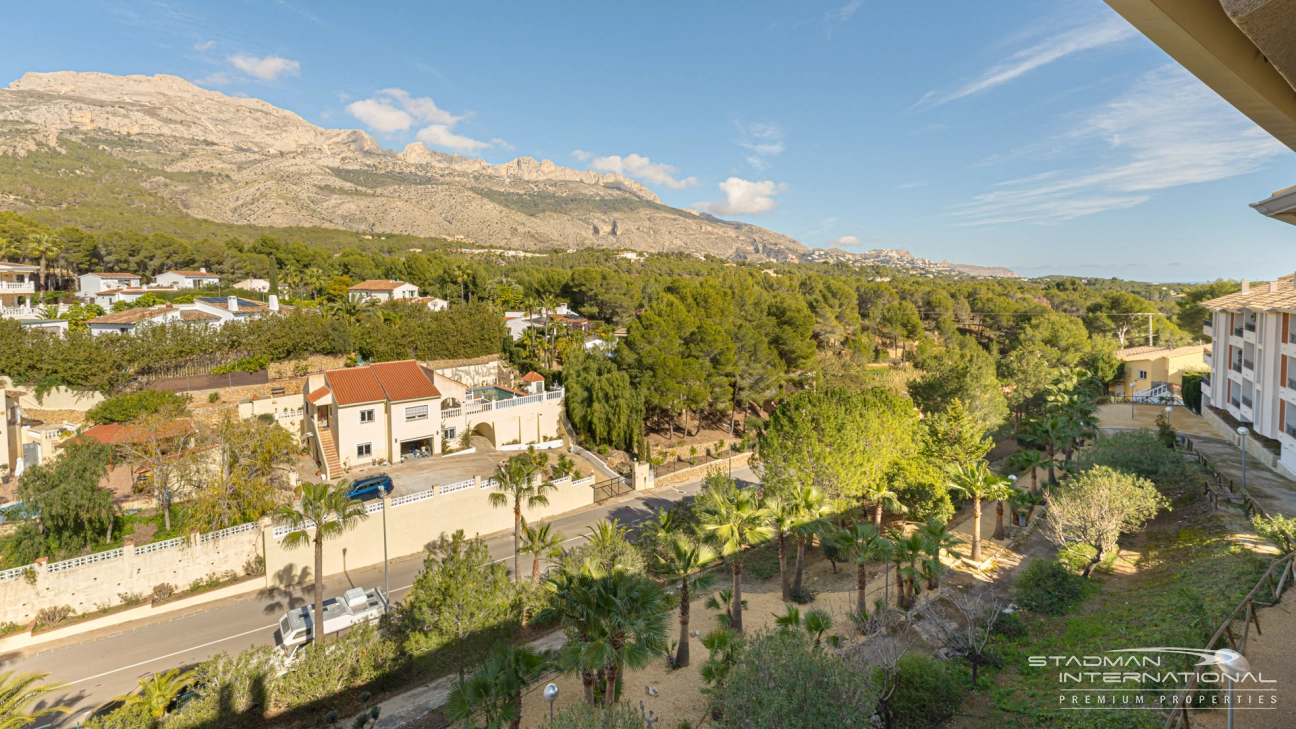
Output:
[1289, 378, 1296, 391]
[1245, 322, 1257, 333]
[1289, 331, 1296, 345]
[1242, 396, 1253, 408]
[1203, 322, 1213, 335]
[0, 281, 34, 292]
[1288, 424, 1296, 440]
[1244, 360, 1255, 370]
[1231, 399, 1241, 409]
[1231, 362, 1243, 373]
[1202, 375, 1211, 388]
[1234, 327, 1245, 337]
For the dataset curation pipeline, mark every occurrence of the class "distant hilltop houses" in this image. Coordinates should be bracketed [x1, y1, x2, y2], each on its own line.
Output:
[803, 248, 1021, 279]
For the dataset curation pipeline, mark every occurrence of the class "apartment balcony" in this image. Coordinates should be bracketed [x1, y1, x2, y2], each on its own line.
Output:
[1201, 376, 1211, 398]
[1242, 395, 1254, 408]
[0, 281, 34, 295]
[1287, 423, 1296, 440]
[1203, 322, 1213, 337]
[1203, 351, 1212, 366]
[1243, 329, 1257, 344]
[1234, 326, 1245, 337]
[1231, 361, 1243, 374]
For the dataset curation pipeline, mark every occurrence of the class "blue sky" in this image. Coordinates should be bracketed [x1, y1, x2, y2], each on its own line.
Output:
[5, 0, 1296, 281]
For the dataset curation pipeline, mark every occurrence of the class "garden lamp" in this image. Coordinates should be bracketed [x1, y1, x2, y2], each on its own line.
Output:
[544, 683, 559, 722]
[1214, 649, 1249, 729]
[1237, 426, 1249, 494]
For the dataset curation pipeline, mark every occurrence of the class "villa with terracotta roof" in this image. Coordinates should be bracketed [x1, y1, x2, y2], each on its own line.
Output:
[87, 295, 291, 336]
[78, 272, 141, 299]
[302, 360, 565, 478]
[1110, 344, 1209, 403]
[349, 279, 421, 302]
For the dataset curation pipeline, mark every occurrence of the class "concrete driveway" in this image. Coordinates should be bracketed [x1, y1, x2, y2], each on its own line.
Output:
[340, 436, 507, 498]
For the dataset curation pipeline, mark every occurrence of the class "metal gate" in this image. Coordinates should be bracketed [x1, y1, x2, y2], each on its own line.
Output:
[591, 477, 632, 503]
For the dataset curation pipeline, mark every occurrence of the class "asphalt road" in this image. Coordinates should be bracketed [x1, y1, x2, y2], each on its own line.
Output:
[9, 467, 755, 728]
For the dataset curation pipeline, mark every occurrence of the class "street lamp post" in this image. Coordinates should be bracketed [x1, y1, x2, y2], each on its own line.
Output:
[1165, 406, 1174, 444]
[1215, 649, 1250, 729]
[382, 491, 390, 602]
[543, 683, 559, 723]
[1237, 426, 1249, 495]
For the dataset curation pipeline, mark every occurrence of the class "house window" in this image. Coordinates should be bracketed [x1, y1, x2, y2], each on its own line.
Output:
[1137, 370, 1148, 380]
[443, 426, 457, 441]
[405, 405, 429, 421]
[357, 442, 372, 458]
[360, 409, 375, 423]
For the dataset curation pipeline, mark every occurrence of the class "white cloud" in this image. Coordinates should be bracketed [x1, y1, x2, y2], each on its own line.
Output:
[416, 124, 492, 153]
[346, 98, 414, 133]
[193, 40, 215, 51]
[589, 154, 699, 189]
[736, 122, 784, 171]
[345, 88, 498, 153]
[827, 235, 861, 246]
[897, 182, 924, 189]
[571, 149, 592, 162]
[914, 18, 1134, 109]
[826, 0, 864, 25]
[952, 65, 1288, 226]
[227, 54, 301, 81]
[694, 177, 787, 216]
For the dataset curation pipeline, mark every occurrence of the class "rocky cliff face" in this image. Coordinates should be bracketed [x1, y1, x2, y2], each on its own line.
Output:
[0, 71, 807, 261]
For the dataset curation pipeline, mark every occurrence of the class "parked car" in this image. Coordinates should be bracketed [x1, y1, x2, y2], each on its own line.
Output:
[346, 474, 392, 501]
[278, 587, 388, 655]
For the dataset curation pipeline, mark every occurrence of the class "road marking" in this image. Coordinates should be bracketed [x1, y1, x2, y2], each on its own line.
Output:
[66, 623, 278, 686]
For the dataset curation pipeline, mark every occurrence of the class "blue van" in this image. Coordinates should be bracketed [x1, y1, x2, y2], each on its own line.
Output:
[347, 474, 393, 502]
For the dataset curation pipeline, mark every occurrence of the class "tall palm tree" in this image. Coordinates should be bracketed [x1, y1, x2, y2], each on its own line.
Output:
[788, 486, 834, 596]
[538, 293, 560, 367]
[653, 536, 717, 667]
[832, 522, 889, 618]
[114, 669, 191, 719]
[301, 266, 325, 301]
[520, 522, 564, 583]
[916, 518, 963, 590]
[487, 455, 556, 581]
[0, 238, 23, 264]
[1006, 448, 1050, 494]
[947, 462, 1012, 563]
[698, 488, 773, 633]
[887, 530, 928, 608]
[450, 263, 472, 303]
[25, 233, 60, 293]
[861, 476, 904, 531]
[541, 570, 671, 705]
[1023, 415, 1070, 486]
[273, 481, 369, 644]
[0, 671, 69, 728]
[767, 497, 798, 602]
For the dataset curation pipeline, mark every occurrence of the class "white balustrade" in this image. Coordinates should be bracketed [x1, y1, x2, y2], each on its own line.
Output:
[439, 479, 475, 495]
[47, 548, 125, 573]
[392, 488, 436, 507]
[135, 537, 187, 556]
[199, 521, 259, 543]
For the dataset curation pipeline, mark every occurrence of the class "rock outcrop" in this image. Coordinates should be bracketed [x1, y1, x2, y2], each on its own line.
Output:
[0, 71, 807, 261]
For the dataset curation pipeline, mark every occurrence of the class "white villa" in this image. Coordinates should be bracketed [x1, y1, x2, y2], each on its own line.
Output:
[233, 278, 271, 293]
[87, 295, 291, 336]
[301, 358, 564, 478]
[0, 262, 38, 318]
[156, 270, 221, 289]
[78, 272, 142, 299]
[349, 279, 421, 302]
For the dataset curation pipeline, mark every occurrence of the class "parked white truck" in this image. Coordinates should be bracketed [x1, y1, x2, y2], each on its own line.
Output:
[279, 587, 387, 654]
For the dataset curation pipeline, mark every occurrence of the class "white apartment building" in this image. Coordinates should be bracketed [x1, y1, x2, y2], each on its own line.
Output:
[1202, 278, 1296, 477]
[0, 262, 38, 318]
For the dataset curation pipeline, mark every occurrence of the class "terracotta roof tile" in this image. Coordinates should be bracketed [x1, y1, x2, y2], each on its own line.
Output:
[522, 371, 545, 382]
[325, 367, 386, 406]
[349, 279, 413, 291]
[91, 272, 138, 279]
[306, 386, 331, 404]
[1203, 279, 1296, 311]
[1114, 345, 1209, 361]
[180, 310, 220, 322]
[370, 360, 440, 401]
[89, 308, 169, 325]
[82, 419, 193, 445]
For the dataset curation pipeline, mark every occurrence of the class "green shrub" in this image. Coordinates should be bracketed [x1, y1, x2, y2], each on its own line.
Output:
[883, 654, 967, 729]
[992, 610, 1028, 639]
[211, 355, 271, 374]
[550, 703, 648, 728]
[84, 702, 156, 729]
[163, 646, 278, 729]
[714, 630, 875, 729]
[889, 458, 955, 523]
[86, 390, 189, 424]
[1015, 559, 1084, 616]
[1076, 430, 1192, 484]
[272, 624, 401, 711]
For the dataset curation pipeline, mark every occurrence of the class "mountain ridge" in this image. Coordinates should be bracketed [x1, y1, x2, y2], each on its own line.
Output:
[0, 71, 808, 260]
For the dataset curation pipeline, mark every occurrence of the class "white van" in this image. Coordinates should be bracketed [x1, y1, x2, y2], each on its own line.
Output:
[279, 587, 387, 653]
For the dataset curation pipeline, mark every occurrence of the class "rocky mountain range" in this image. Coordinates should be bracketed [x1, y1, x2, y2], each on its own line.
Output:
[0, 71, 1021, 276]
[0, 72, 807, 261]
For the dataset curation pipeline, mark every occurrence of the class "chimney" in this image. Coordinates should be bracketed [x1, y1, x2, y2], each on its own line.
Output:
[1241, 280, 1250, 295]
[199, 267, 207, 273]
[228, 295, 239, 313]
[1269, 281, 1279, 293]
[269, 294, 279, 312]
